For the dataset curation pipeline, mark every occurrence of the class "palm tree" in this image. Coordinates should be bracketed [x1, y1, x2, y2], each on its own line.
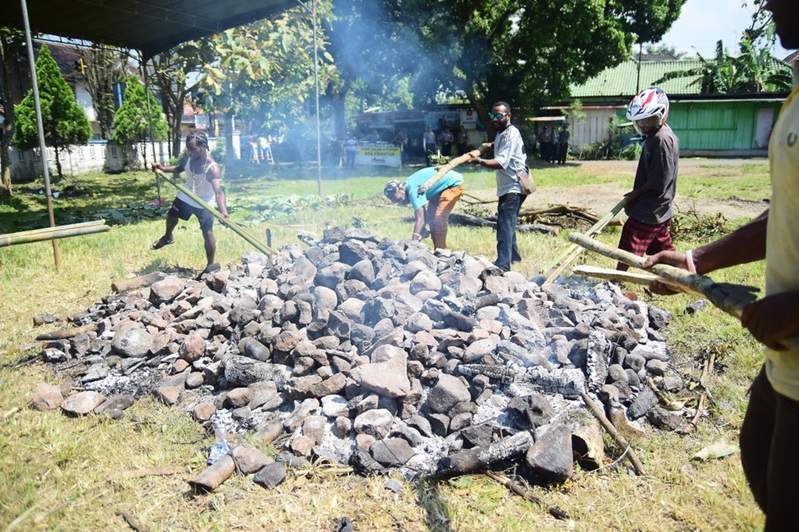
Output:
[655, 39, 792, 95]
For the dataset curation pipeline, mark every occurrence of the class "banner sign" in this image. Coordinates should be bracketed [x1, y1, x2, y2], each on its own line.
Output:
[355, 143, 402, 167]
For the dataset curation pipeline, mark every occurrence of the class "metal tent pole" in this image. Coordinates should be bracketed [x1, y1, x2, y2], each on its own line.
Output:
[140, 51, 162, 204]
[20, 0, 60, 270]
[312, 0, 322, 196]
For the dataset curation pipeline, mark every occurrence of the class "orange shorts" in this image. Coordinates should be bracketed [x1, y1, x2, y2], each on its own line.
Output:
[427, 183, 464, 222]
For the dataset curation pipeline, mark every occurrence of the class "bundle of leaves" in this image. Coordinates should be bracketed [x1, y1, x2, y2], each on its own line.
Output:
[231, 194, 356, 223]
[670, 209, 730, 241]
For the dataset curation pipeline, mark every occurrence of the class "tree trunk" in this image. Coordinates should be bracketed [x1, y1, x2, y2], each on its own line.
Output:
[224, 111, 236, 165]
[53, 144, 63, 180]
[332, 93, 346, 140]
[0, 36, 17, 196]
[171, 112, 182, 158]
[141, 141, 148, 168]
[469, 95, 494, 140]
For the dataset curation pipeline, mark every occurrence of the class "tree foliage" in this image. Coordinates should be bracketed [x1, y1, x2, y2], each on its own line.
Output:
[381, 0, 686, 129]
[0, 27, 25, 193]
[12, 44, 91, 179]
[195, 1, 335, 161]
[150, 42, 212, 157]
[112, 75, 168, 166]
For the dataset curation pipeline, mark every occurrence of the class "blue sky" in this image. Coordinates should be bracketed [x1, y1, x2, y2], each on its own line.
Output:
[659, 0, 791, 59]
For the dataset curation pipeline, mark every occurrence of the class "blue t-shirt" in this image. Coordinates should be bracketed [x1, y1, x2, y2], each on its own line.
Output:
[404, 167, 464, 211]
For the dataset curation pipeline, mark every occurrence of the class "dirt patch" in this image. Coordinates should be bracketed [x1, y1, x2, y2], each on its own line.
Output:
[469, 157, 769, 221]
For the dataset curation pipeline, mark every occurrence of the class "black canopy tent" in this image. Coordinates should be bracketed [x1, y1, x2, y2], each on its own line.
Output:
[1, 0, 297, 59]
[3, 0, 303, 269]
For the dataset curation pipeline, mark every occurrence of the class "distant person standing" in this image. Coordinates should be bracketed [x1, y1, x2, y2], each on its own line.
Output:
[456, 125, 469, 155]
[257, 135, 273, 163]
[344, 137, 358, 169]
[616, 87, 678, 271]
[542, 126, 555, 163]
[470, 101, 529, 271]
[439, 128, 454, 156]
[557, 125, 570, 165]
[423, 127, 437, 164]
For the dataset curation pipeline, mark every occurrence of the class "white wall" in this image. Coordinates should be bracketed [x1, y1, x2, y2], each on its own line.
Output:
[569, 108, 620, 149]
[9, 136, 236, 181]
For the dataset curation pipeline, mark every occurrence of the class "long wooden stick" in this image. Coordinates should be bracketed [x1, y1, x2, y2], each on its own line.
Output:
[417, 144, 492, 194]
[543, 198, 627, 286]
[3, 219, 106, 239]
[155, 170, 274, 256]
[581, 392, 646, 476]
[572, 264, 686, 292]
[569, 232, 799, 351]
[0, 224, 110, 247]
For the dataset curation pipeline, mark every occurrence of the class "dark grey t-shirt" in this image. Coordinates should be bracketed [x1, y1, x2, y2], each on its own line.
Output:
[626, 124, 679, 225]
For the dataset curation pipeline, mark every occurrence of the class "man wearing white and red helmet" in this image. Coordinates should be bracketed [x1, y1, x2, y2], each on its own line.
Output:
[615, 87, 678, 271]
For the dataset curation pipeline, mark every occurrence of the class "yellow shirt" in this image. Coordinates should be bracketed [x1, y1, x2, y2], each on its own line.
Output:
[764, 85, 799, 400]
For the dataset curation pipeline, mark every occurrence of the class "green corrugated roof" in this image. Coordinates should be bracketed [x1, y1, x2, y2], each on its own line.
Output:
[571, 60, 704, 98]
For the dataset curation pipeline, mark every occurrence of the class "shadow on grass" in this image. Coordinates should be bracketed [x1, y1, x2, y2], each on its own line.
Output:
[134, 259, 196, 277]
[414, 478, 452, 531]
[0, 173, 164, 233]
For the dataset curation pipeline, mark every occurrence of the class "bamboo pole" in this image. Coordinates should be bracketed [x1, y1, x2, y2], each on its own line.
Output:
[0, 224, 109, 247]
[568, 232, 799, 351]
[572, 264, 686, 291]
[154, 170, 274, 256]
[3, 220, 106, 239]
[543, 198, 627, 286]
[417, 144, 492, 194]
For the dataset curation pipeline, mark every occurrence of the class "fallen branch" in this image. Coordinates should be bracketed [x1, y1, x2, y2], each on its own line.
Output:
[112, 272, 167, 293]
[35, 324, 96, 341]
[485, 471, 569, 520]
[581, 392, 646, 476]
[690, 350, 717, 429]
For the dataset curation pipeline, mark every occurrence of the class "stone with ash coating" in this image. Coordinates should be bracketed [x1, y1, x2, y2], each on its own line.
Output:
[526, 424, 573, 483]
[427, 374, 471, 414]
[355, 351, 410, 398]
[239, 337, 270, 362]
[322, 395, 349, 418]
[61, 391, 106, 416]
[410, 270, 441, 295]
[353, 409, 394, 437]
[111, 324, 153, 358]
[370, 437, 415, 466]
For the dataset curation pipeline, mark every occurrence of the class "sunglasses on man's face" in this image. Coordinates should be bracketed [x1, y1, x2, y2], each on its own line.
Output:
[488, 112, 509, 120]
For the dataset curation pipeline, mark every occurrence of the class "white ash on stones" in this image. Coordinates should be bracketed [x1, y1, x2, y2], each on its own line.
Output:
[31, 226, 687, 487]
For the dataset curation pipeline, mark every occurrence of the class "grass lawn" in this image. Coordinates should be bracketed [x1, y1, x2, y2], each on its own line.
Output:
[0, 161, 768, 530]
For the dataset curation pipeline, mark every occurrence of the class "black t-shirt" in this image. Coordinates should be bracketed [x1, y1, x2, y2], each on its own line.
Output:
[626, 124, 679, 225]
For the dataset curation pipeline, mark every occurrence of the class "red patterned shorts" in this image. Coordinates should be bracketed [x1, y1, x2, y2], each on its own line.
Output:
[617, 217, 674, 257]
